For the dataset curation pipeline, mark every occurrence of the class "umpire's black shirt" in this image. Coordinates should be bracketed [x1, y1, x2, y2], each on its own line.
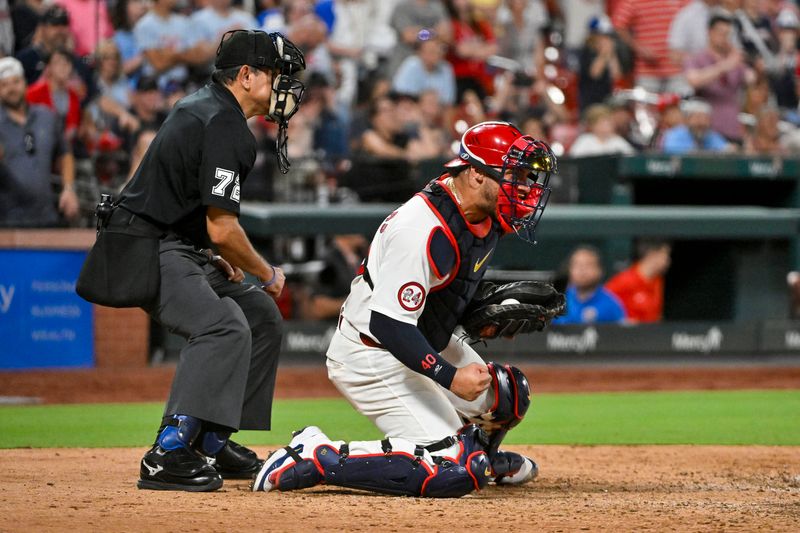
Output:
[119, 82, 256, 247]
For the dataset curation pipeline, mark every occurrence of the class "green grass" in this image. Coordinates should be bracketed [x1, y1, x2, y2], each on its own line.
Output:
[0, 390, 798, 449]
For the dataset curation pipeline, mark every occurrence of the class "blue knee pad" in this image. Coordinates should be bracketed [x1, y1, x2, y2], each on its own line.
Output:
[199, 431, 231, 455]
[157, 415, 202, 451]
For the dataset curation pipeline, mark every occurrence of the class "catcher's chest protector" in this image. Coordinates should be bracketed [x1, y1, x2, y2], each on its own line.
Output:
[416, 181, 501, 351]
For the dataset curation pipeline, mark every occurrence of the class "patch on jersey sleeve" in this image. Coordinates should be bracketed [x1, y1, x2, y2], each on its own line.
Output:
[397, 282, 426, 311]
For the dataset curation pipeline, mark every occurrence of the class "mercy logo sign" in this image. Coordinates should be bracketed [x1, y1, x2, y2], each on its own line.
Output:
[0, 284, 14, 313]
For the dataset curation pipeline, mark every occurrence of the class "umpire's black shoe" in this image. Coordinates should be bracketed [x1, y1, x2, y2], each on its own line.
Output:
[137, 444, 223, 492]
[212, 440, 263, 479]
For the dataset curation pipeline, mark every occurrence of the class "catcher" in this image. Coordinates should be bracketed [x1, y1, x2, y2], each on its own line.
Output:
[253, 121, 564, 498]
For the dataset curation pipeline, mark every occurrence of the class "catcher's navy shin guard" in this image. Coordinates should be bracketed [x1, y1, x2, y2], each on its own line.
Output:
[470, 363, 531, 457]
[253, 427, 491, 497]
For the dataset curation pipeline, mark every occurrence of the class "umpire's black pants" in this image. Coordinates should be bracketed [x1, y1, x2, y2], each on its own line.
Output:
[146, 236, 283, 431]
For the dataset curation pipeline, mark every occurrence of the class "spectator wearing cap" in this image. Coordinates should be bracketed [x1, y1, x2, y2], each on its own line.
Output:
[685, 11, 748, 143]
[668, 0, 719, 66]
[127, 76, 166, 135]
[133, 0, 212, 90]
[558, 0, 606, 60]
[54, 0, 114, 58]
[768, 9, 799, 110]
[15, 4, 97, 101]
[651, 93, 684, 149]
[0, 57, 78, 227]
[661, 98, 730, 154]
[569, 104, 635, 157]
[578, 14, 623, 112]
[612, 0, 691, 94]
[15, 5, 70, 83]
[392, 30, 456, 106]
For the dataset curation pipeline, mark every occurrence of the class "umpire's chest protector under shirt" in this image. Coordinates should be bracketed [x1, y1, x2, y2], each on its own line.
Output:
[119, 82, 257, 247]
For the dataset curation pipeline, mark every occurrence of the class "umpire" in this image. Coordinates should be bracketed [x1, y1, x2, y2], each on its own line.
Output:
[93, 31, 305, 492]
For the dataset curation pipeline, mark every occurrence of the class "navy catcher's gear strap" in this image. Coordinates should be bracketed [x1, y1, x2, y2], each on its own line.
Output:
[425, 435, 459, 453]
[369, 311, 458, 389]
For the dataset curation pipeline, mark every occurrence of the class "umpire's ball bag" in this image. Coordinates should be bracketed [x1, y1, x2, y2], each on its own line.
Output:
[76, 209, 162, 308]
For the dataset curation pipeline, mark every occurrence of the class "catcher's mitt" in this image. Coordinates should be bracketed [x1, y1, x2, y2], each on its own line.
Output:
[461, 281, 566, 340]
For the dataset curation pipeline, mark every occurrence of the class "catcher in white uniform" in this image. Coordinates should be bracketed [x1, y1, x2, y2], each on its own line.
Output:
[253, 121, 564, 498]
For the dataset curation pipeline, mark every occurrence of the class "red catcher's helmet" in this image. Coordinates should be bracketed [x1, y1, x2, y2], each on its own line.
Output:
[444, 121, 557, 243]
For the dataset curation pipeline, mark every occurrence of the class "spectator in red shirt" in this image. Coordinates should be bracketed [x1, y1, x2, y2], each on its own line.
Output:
[25, 48, 81, 142]
[612, 0, 690, 94]
[606, 240, 672, 323]
[443, 0, 498, 100]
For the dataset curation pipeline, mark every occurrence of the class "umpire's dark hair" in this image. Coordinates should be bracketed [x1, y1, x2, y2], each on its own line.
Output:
[211, 65, 243, 85]
[635, 239, 671, 260]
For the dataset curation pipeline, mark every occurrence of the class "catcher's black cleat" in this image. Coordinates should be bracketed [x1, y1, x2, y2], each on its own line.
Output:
[137, 444, 223, 492]
[211, 440, 263, 479]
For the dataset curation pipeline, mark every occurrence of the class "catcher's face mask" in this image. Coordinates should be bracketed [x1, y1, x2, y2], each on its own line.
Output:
[267, 33, 306, 174]
[494, 137, 556, 243]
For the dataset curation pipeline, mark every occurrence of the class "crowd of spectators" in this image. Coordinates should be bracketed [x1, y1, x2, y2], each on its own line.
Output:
[0, 0, 798, 227]
[0, 0, 798, 321]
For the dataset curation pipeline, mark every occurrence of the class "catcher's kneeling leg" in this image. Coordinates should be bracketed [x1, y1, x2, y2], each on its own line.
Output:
[252, 426, 491, 498]
[465, 362, 538, 483]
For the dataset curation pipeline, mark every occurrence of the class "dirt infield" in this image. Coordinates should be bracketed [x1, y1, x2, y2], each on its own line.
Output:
[1, 365, 798, 531]
[1, 445, 798, 532]
[3, 365, 800, 404]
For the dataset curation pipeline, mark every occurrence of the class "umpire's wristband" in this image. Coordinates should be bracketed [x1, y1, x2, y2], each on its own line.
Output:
[260, 265, 277, 288]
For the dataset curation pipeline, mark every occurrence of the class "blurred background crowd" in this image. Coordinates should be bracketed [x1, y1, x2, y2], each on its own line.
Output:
[1, 0, 799, 328]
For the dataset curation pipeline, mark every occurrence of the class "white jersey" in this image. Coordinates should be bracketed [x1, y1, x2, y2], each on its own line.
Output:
[340, 194, 452, 338]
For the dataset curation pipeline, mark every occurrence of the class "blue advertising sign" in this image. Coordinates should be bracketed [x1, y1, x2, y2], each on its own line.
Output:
[0, 250, 94, 369]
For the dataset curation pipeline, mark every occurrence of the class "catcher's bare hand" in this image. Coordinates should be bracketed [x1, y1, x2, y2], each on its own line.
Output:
[450, 363, 491, 401]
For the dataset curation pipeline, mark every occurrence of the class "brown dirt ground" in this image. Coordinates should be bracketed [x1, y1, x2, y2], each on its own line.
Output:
[1, 445, 798, 532]
[1, 365, 799, 531]
[2, 365, 800, 404]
